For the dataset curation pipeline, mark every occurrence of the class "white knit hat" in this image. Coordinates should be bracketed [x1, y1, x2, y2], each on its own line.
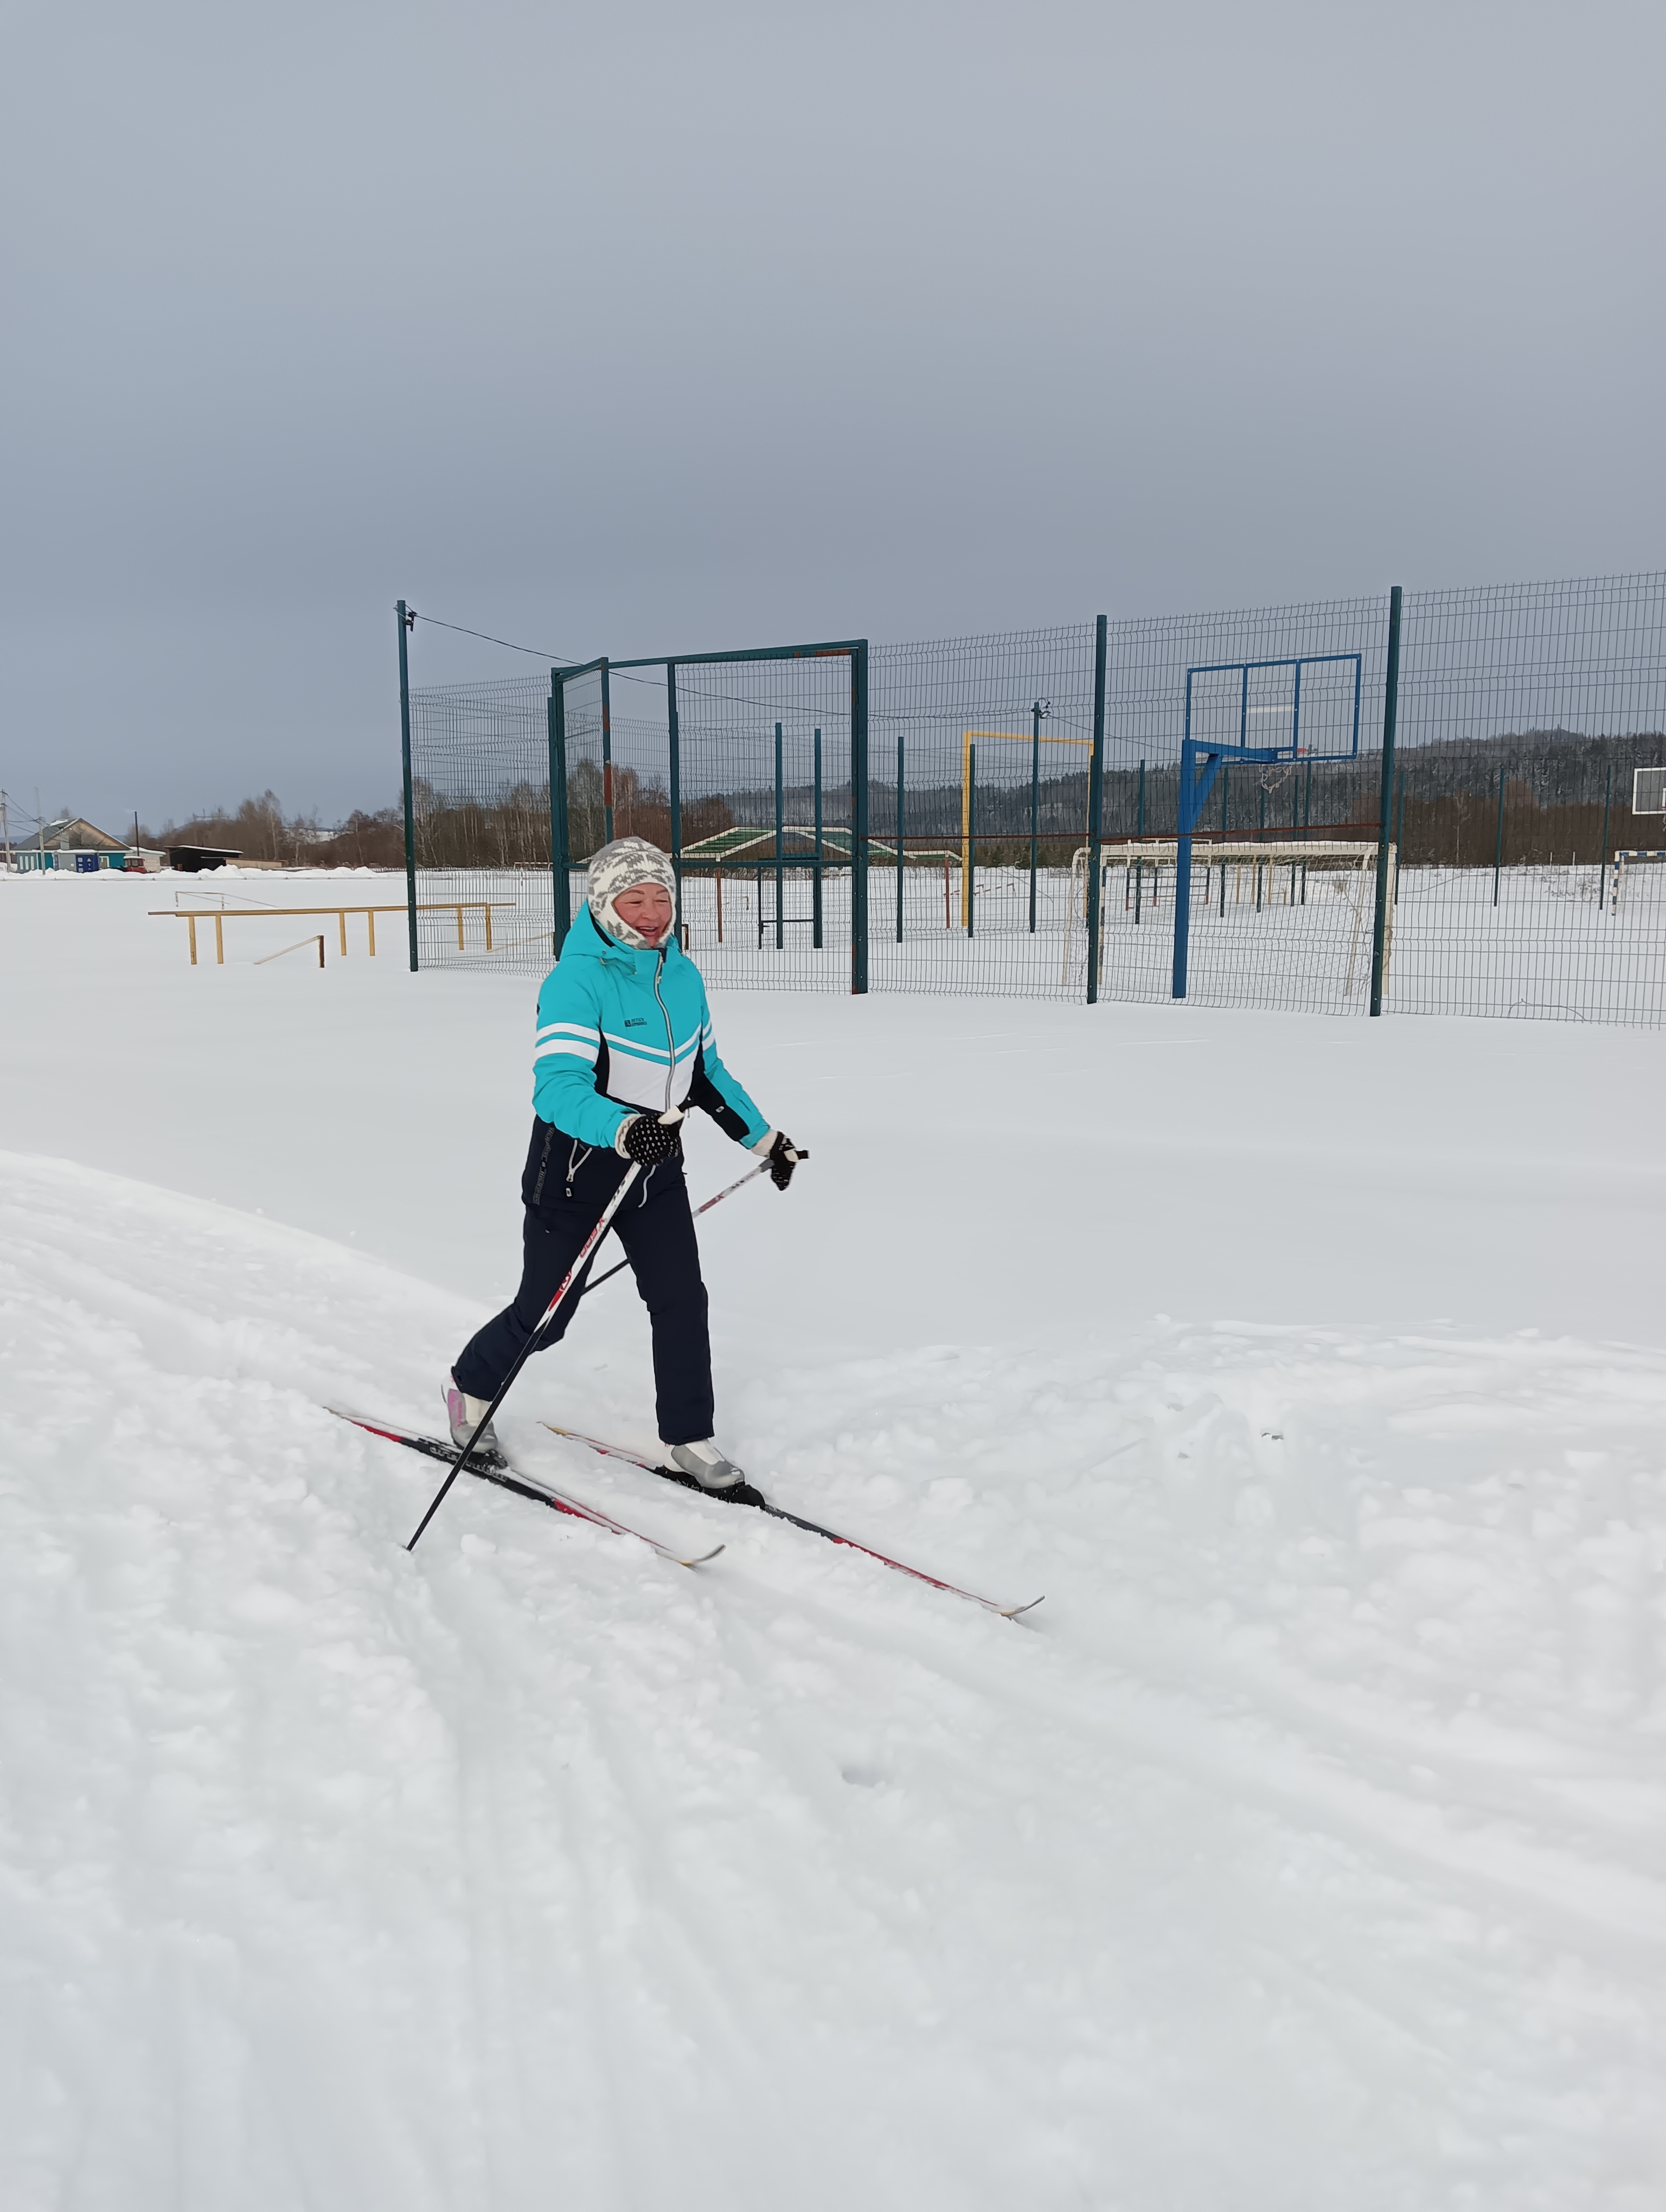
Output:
[586, 835, 677, 948]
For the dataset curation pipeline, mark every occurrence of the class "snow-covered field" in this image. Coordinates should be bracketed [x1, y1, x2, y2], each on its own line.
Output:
[4, 866, 1665, 2211]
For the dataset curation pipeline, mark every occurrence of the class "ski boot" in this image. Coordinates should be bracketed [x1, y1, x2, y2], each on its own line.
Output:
[661, 1439, 767, 1509]
[444, 1374, 508, 1469]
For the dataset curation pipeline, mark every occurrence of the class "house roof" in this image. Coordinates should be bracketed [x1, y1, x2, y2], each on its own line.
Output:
[45, 817, 128, 852]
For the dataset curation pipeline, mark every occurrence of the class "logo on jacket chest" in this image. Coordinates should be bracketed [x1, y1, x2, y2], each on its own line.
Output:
[623, 1017, 647, 1027]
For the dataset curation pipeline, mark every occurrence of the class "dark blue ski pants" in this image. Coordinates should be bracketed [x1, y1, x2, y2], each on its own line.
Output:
[451, 1121, 713, 1445]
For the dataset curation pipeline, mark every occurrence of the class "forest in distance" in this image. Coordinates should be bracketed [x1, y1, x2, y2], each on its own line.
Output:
[144, 728, 1666, 877]
[135, 790, 409, 869]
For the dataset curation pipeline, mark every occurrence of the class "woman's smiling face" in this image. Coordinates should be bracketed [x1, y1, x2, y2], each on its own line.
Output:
[612, 882, 674, 945]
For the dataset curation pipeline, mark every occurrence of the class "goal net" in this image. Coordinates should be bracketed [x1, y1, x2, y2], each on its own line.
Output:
[1065, 838, 1396, 1004]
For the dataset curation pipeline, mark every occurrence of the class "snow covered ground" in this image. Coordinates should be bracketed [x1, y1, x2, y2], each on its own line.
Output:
[4, 866, 1665, 2210]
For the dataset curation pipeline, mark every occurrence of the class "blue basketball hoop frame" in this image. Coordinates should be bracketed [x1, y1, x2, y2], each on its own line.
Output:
[1171, 652, 1363, 998]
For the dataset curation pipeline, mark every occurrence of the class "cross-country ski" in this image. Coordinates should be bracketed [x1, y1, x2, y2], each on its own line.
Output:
[544, 1424, 1044, 1619]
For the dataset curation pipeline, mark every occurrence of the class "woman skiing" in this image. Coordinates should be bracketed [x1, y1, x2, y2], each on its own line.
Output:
[446, 835, 803, 1495]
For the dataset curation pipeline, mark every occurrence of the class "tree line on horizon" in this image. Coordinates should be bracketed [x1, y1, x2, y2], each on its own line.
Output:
[137, 790, 408, 867]
[139, 726, 1666, 878]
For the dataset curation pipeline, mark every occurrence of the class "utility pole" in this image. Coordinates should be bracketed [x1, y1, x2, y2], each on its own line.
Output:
[1, 790, 10, 871]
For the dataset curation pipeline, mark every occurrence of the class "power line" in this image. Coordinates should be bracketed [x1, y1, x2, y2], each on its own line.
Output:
[406, 609, 666, 698]
[408, 611, 578, 664]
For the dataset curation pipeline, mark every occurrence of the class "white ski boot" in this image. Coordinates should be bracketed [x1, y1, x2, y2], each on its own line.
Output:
[662, 1439, 764, 1506]
[444, 1374, 507, 1469]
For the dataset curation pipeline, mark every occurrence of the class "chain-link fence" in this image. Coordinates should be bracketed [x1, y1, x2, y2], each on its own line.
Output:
[401, 570, 1666, 1024]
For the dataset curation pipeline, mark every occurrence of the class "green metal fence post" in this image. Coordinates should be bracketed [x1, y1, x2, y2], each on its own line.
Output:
[1028, 699, 1042, 932]
[1368, 583, 1402, 1017]
[1599, 763, 1612, 911]
[773, 722, 785, 951]
[850, 643, 869, 994]
[600, 660, 614, 842]
[895, 731, 905, 944]
[549, 671, 572, 955]
[1493, 761, 1506, 906]
[966, 743, 977, 938]
[1085, 615, 1108, 1005]
[396, 600, 418, 972]
[812, 728, 824, 949]
[1135, 757, 1145, 923]
[667, 660, 682, 932]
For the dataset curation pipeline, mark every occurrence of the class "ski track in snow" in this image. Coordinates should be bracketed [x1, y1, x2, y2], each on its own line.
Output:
[3, 1145, 1665, 2211]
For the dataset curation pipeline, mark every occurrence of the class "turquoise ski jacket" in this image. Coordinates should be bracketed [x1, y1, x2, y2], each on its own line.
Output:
[531, 908, 771, 1152]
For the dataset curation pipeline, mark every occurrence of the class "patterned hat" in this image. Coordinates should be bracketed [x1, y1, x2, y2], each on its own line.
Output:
[587, 835, 677, 948]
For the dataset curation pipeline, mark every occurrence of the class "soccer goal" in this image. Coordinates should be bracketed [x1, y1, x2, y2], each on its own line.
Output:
[1066, 838, 1396, 1000]
[1605, 773, 1666, 914]
[1610, 850, 1666, 914]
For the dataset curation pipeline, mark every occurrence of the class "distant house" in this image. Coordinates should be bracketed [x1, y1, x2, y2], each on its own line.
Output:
[7, 816, 163, 873]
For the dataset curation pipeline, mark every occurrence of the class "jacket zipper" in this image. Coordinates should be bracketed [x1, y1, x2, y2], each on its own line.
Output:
[651, 949, 676, 1114]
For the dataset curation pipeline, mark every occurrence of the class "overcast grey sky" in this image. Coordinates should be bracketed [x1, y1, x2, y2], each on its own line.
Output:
[3, 0, 1662, 834]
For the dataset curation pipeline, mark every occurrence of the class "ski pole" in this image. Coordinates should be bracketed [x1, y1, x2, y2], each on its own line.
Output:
[405, 1118, 679, 1552]
[576, 1148, 808, 1303]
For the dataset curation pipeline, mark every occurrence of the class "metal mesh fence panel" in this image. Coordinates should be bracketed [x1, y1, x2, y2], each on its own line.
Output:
[659, 652, 856, 993]
[866, 625, 1099, 998]
[1382, 574, 1666, 1022]
[1085, 595, 1389, 1011]
[408, 676, 554, 971]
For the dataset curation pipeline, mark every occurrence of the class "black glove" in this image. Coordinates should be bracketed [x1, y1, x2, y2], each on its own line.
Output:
[618, 1111, 684, 1168]
[764, 1131, 806, 1192]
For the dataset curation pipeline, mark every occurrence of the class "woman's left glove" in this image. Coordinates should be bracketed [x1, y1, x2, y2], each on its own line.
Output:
[756, 1130, 806, 1191]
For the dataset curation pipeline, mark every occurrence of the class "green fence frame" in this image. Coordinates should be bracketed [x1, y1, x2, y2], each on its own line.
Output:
[549, 636, 870, 987]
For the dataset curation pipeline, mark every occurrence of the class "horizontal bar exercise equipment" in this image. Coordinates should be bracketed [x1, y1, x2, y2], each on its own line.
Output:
[154, 901, 515, 963]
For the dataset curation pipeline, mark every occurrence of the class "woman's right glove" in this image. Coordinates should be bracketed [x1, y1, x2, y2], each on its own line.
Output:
[616, 1110, 684, 1167]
